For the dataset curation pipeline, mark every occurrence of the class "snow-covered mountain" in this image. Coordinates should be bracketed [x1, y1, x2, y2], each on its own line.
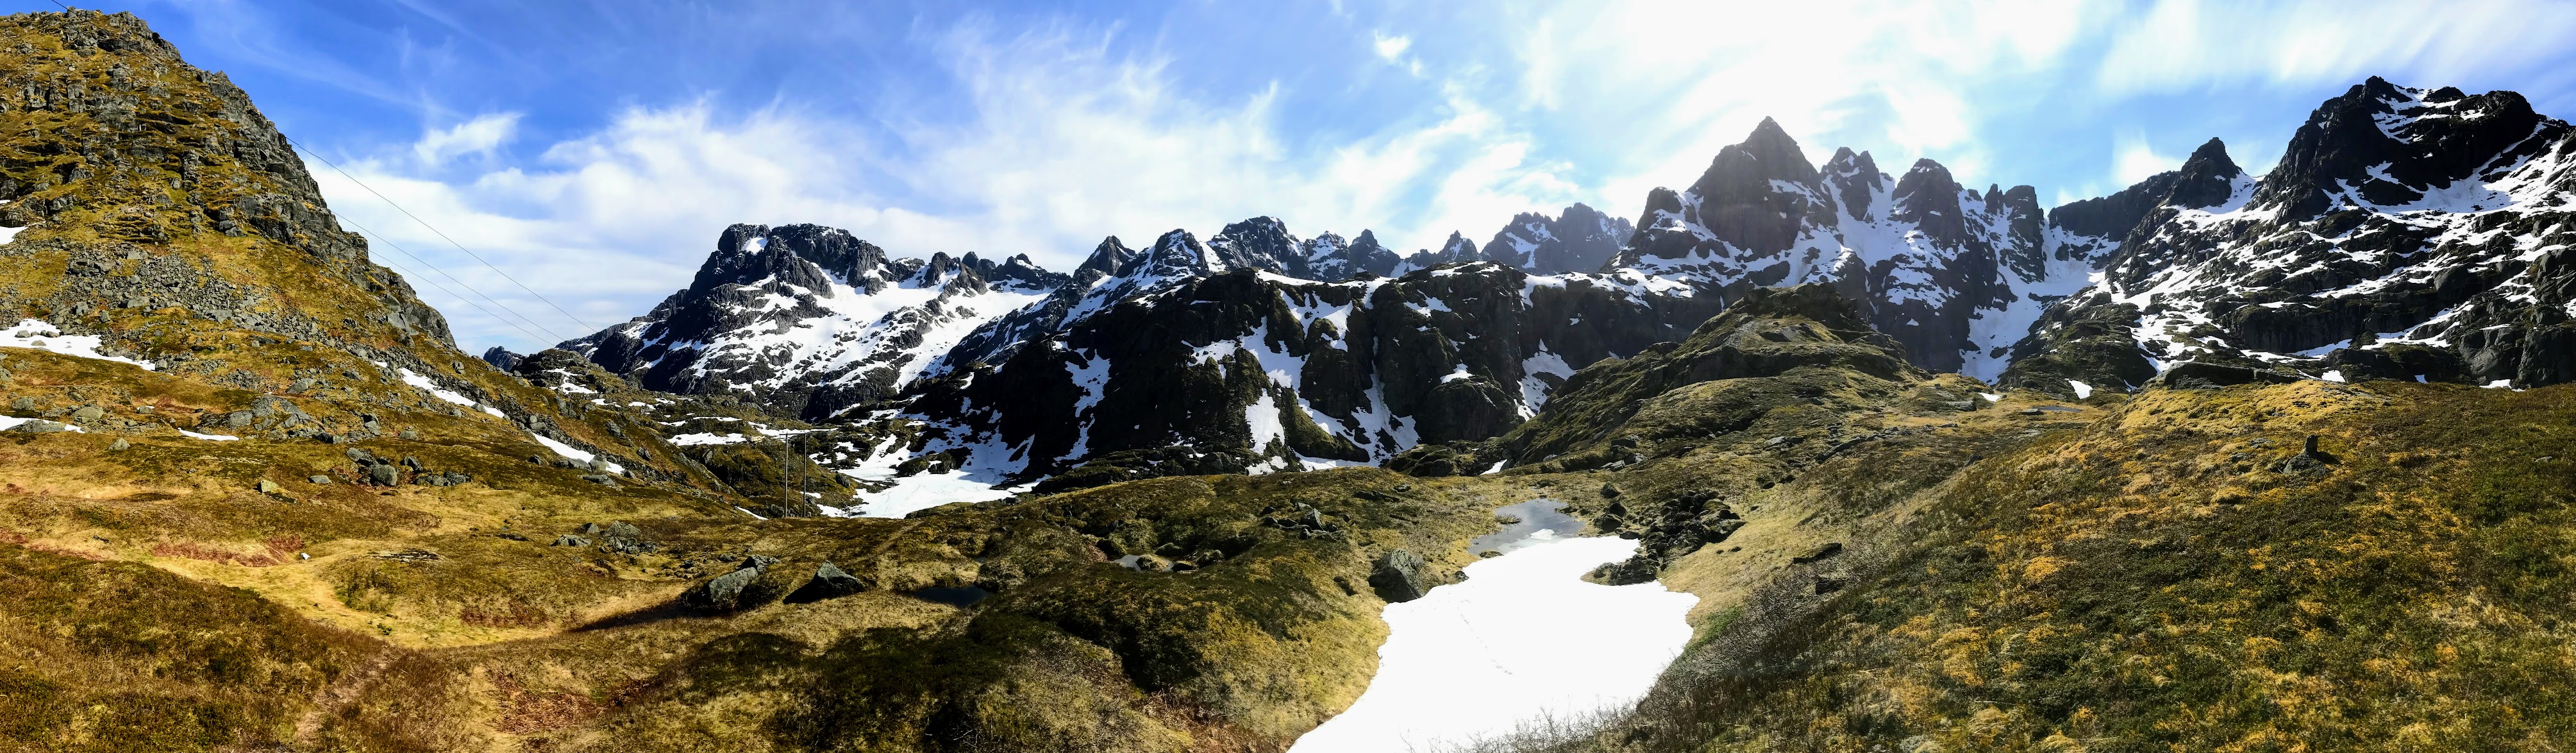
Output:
[555, 76, 2576, 507]
[2003, 77, 2576, 393]
[561, 223, 1066, 419]
[1602, 117, 2086, 380]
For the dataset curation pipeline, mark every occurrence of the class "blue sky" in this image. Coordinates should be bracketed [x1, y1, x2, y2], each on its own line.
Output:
[19, 1, 2576, 353]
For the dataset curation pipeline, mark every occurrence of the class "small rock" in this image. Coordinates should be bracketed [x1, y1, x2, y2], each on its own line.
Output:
[1599, 483, 1621, 498]
[578, 523, 605, 535]
[308, 475, 332, 484]
[742, 554, 780, 571]
[398, 428, 421, 440]
[10, 396, 35, 410]
[580, 473, 617, 486]
[1792, 542, 1844, 564]
[257, 479, 283, 494]
[108, 437, 130, 450]
[289, 378, 319, 393]
[70, 405, 103, 422]
[605, 521, 642, 539]
[365, 464, 399, 486]
[553, 534, 591, 547]
[297, 552, 310, 561]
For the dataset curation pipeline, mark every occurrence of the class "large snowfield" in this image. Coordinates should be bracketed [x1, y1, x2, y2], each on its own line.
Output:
[1289, 529, 1698, 752]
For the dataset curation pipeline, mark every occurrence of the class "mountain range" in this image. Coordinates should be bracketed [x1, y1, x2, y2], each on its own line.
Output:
[540, 74, 2576, 502]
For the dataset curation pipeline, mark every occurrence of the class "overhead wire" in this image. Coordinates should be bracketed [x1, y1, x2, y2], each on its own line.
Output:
[280, 136, 599, 337]
[329, 211, 556, 346]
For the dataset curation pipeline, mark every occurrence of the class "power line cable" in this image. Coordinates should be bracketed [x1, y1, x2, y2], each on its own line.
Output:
[281, 136, 600, 335]
[326, 203, 567, 342]
[330, 214, 556, 346]
[276, 139, 569, 341]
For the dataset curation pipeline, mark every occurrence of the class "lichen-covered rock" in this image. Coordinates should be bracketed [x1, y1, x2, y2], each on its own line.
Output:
[1367, 548, 1433, 603]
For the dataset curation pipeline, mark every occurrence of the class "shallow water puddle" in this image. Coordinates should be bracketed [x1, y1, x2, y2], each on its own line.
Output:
[1467, 498, 1586, 555]
[1290, 518, 1698, 752]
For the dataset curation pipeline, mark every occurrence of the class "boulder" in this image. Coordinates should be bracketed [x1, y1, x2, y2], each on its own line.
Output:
[307, 475, 332, 484]
[1367, 548, 1434, 603]
[365, 464, 399, 487]
[256, 479, 282, 494]
[6, 419, 69, 434]
[686, 566, 764, 612]
[69, 405, 103, 422]
[553, 535, 590, 547]
[785, 561, 867, 603]
[108, 437, 129, 450]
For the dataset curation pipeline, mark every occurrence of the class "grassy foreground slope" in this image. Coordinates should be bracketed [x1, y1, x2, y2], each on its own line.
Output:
[1494, 377, 2575, 752]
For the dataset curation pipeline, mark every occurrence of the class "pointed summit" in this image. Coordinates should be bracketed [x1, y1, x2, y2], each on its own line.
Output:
[1076, 237, 1135, 278]
[2165, 137, 2244, 209]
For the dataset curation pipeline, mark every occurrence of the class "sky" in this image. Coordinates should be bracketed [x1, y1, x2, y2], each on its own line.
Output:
[17, 0, 2576, 354]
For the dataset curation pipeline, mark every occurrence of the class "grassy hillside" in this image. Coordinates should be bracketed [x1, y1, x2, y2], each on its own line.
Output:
[1480, 379, 2576, 752]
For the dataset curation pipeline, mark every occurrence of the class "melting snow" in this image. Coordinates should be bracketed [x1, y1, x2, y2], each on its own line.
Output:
[1, 319, 156, 370]
[839, 470, 1023, 518]
[531, 434, 623, 473]
[0, 416, 81, 433]
[1288, 530, 1696, 752]
[178, 429, 240, 441]
[2067, 380, 2094, 400]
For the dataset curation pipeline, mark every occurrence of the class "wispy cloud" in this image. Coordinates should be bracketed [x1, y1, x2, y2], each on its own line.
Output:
[241, 0, 2576, 353]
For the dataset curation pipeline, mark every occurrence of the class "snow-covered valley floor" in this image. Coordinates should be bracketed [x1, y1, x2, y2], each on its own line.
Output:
[1289, 511, 1699, 752]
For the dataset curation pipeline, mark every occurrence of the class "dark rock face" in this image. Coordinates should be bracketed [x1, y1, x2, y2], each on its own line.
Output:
[2009, 78, 2576, 391]
[900, 258, 1722, 480]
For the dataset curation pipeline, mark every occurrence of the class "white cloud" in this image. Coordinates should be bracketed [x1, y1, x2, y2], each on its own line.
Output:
[412, 112, 521, 165]
[321, 22, 1576, 352]
[1373, 31, 1410, 61]
[2112, 131, 2177, 185]
[2096, 0, 2576, 94]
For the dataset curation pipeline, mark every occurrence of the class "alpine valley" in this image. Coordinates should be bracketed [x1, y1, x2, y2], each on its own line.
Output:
[6, 9, 2576, 753]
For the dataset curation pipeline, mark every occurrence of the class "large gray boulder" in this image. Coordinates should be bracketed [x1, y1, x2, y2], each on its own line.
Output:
[786, 561, 867, 603]
[686, 566, 764, 612]
[1368, 548, 1434, 603]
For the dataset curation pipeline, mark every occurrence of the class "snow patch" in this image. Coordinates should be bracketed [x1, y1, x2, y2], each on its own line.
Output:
[1, 319, 156, 370]
[1288, 534, 1695, 753]
[0, 416, 81, 433]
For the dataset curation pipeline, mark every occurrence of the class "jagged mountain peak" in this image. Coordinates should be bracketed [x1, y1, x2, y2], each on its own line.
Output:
[1076, 236, 1135, 278]
[1479, 201, 1636, 274]
[1125, 228, 1223, 279]
[2251, 76, 2565, 220]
